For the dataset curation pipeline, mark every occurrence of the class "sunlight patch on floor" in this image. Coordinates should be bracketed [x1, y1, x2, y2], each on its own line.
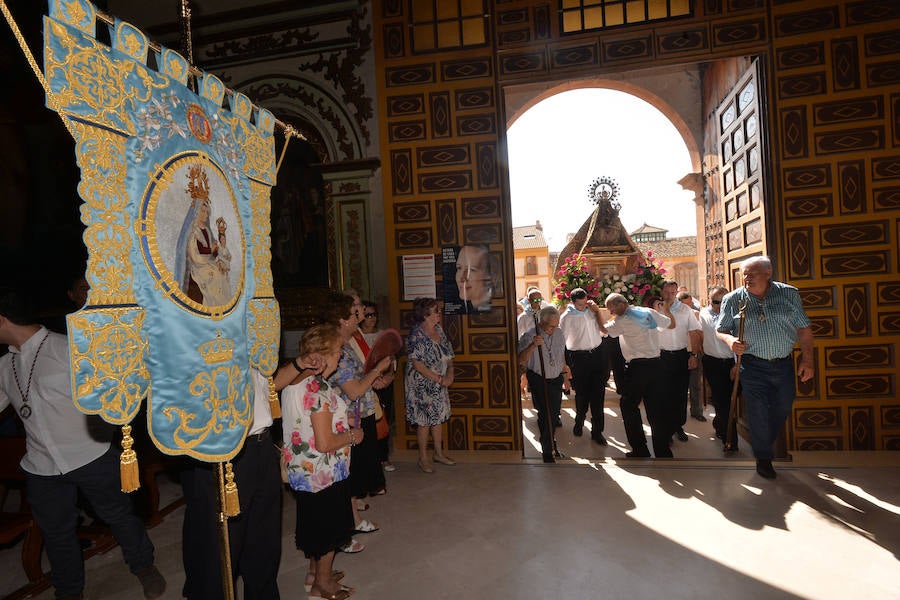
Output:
[818, 472, 900, 515]
[596, 459, 900, 599]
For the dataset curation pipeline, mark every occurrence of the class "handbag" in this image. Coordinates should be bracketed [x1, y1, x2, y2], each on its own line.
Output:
[375, 401, 390, 440]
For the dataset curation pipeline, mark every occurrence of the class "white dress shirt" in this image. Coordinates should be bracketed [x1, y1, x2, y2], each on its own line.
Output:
[700, 307, 735, 359]
[0, 327, 112, 475]
[249, 368, 274, 436]
[604, 309, 671, 362]
[559, 305, 606, 351]
[657, 301, 701, 351]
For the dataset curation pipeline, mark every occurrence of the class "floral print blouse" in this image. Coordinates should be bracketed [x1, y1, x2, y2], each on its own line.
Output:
[282, 374, 351, 493]
[330, 345, 377, 419]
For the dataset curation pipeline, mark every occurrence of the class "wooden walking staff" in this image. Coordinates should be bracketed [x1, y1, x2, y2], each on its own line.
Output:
[532, 313, 563, 461]
[726, 298, 748, 448]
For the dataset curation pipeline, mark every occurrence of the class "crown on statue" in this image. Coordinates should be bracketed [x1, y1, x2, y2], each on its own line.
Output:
[199, 330, 235, 364]
[186, 164, 210, 201]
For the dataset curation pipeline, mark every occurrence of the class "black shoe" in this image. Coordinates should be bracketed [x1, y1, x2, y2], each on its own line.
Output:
[592, 433, 608, 446]
[625, 449, 651, 458]
[756, 459, 776, 479]
[692, 414, 707, 422]
[723, 443, 738, 454]
[677, 429, 689, 442]
[573, 423, 583, 436]
[553, 416, 563, 427]
[136, 565, 166, 599]
[542, 453, 555, 463]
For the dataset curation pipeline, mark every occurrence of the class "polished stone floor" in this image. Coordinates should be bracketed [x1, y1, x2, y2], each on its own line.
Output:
[2, 393, 899, 599]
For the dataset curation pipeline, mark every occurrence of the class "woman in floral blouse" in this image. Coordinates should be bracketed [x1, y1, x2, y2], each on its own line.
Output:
[404, 297, 456, 473]
[282, 323, 363, 600]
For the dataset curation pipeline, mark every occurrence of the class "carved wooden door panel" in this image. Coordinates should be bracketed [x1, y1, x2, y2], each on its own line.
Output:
[718, 59, 767, 285]
[715, 59, 784, 454]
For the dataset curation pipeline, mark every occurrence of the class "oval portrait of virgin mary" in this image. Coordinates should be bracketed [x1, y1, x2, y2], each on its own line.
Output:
[140, 152, 245, 317]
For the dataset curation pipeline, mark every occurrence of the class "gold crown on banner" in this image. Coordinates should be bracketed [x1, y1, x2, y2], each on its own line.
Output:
[187, 164, 210, 201]
[199, 330, 234, 364]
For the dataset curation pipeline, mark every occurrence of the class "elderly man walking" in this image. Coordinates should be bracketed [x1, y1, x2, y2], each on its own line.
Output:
[717, 256, 814, 478]
[601, 293, 675, 458]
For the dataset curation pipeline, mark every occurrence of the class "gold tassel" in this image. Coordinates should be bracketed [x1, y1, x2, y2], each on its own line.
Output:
[223, 461, 240, 517]
[268, 375, 281, 419]
[119, 425, 140, 492]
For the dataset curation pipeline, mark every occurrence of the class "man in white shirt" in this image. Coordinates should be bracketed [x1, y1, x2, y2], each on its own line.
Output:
[601, 293, 675, 458]
[559, 288, 610, 444]
[0, 287, 165, 600]
[657, 280, 702, 443]
[699, 285, 738, 453]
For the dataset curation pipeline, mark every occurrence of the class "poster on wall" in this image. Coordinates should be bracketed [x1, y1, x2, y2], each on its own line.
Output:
[442, 244, 500, 314]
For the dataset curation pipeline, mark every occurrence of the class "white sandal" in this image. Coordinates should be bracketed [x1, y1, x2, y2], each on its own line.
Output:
[354, 519, 379, 533]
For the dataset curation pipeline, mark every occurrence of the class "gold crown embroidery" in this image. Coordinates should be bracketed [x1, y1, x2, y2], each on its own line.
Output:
[199, 330, 235, 364]
[186, 164, 210, 201]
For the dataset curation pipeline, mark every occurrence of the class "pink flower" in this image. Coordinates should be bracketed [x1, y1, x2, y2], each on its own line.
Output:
[310, 470, 332, 489]
[291, 430, 301, 445]
[302, 393, 316, 411]
[637, 268, 644, 275]
[335, 420, 346, 433]
[306, 378, 320, 393]
[307, 433, 317, 451]
[659, 268, 667, 275]
[642, 284, 651, 292]
[282, 447, 292, 463]
[647, 251, 653, 257]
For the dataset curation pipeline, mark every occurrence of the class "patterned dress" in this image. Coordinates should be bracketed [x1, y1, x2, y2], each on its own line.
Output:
[281, 375, 351, 493]
[404, 323, 455, 426]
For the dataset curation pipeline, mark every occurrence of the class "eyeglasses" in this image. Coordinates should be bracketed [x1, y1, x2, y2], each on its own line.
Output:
[711, 300, 721, 305]
[364, 313, 376, 318]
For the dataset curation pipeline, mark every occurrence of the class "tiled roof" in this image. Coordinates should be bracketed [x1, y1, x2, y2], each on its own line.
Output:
[636, 236, 697, 258]
[513, 225, 547, 249]
[630, 223, 668, 235]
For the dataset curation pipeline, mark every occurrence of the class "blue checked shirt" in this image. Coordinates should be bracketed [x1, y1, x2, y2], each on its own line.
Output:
[717, 282, 811, 360]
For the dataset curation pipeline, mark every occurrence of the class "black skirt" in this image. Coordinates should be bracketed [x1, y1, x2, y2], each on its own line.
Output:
[347, 414, 387, 498]
[293, 478, 354, 559]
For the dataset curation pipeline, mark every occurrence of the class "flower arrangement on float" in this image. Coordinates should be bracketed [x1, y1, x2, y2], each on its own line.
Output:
[630, 250, 667, 305]
[598, 271, 638, 305]
[553, 254, 600, 304]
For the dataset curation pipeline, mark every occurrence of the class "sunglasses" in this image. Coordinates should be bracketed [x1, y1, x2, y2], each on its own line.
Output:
[711, 300, 721, 305]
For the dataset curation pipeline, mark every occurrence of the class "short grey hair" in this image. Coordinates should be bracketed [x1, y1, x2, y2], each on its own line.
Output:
[741, 256, 772, 272]
[537, 305, 559, 326]
[708, 285, 728, 296]
[604, 293, 627, 308]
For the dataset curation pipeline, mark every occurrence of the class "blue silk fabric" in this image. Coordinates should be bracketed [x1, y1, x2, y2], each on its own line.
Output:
[45, 0, 280, 461]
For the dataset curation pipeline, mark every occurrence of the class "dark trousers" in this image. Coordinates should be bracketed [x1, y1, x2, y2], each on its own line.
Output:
[660, 349, 690, 431]
[702, 355, 737, 444]
[607, 337, 626, 393]
[26, 446, 155, 597]
[526, 370, 563, 458]
[567, 342, 611, 434]
[620, 358, 673, 458]
[740, 355, 795, 460]
[375, 383, 394, 462]
[181, 432, 283, 600]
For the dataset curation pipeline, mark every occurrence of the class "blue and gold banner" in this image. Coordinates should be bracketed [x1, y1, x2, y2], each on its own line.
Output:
[44, 0, 279, 461]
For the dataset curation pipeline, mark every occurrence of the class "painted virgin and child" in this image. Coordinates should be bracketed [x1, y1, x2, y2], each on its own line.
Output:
[174, 165, 233, 306]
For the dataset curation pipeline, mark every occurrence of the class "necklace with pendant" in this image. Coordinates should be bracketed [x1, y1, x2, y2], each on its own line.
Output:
[545, 332, 555, 367]
[11, 331, 50, 419]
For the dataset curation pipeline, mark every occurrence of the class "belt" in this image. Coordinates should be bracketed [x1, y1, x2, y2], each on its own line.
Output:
[704, 355, 734, 362]
[744, 354, 790, 363]
[660, 348, 688, 354]
[570, 344, 603, 354]
[248, 427, 271, 442]
[627, 357, 660, 364]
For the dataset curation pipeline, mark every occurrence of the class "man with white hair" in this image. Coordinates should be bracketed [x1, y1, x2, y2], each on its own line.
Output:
[717, 256, 814, 479]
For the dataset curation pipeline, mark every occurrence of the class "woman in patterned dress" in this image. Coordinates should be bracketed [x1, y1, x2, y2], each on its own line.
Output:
[282, 324, 362, 600]
[404, 297, 456, 473]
